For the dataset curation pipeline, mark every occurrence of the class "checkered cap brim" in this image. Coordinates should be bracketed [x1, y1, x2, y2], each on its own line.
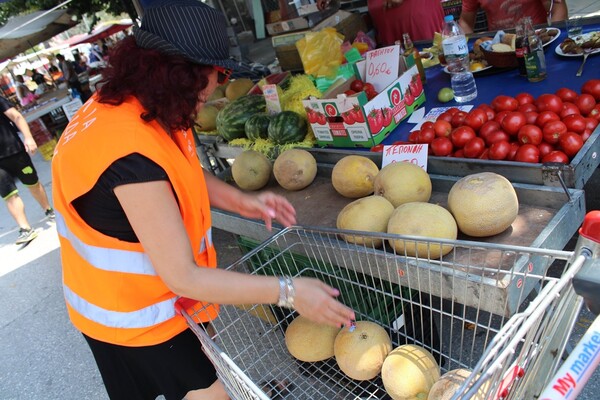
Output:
[134, 0, 241, 71]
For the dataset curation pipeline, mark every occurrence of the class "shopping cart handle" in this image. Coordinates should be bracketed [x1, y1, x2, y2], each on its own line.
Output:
[495, 365, 525, 399]
[174, 297, 197, 314]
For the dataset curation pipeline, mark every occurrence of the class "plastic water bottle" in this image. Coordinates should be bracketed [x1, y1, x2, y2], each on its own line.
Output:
[441, 15, 477, 103]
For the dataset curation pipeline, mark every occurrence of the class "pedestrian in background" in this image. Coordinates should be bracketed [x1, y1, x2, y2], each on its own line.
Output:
[51, 1, 355, 399]
[0, 96, 55, 244]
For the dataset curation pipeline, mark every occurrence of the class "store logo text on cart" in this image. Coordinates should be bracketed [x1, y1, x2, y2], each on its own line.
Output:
[542, 330, 600, 399]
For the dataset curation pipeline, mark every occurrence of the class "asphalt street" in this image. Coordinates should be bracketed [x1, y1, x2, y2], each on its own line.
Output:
[1, 153, 599, 399]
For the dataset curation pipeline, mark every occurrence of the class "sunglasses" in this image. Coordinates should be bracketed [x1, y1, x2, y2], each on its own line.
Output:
[214, 65, 232, 85]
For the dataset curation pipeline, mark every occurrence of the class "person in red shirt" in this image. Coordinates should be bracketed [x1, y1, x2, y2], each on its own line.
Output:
[317, 0, 444, 45]
[459, 0, 568, 33]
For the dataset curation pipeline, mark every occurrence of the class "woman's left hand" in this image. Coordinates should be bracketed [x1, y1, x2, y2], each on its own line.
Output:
[237, 192, 297, 231]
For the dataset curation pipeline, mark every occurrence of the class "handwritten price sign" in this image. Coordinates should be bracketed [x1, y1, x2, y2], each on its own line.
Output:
[366, 45, 400, 92]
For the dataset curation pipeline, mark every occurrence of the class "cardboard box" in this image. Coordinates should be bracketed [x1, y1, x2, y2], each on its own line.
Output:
[266, 16, 310, 36]
[302, 64, 426, 148]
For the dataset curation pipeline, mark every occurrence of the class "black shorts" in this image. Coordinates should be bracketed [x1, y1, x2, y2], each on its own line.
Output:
[0, 167, 18, 199]
[0, 152, 39, 189]
[83, 325, 218, 400]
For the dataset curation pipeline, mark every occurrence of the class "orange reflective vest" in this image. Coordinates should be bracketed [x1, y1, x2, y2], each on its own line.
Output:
[51, 96, 218, 347]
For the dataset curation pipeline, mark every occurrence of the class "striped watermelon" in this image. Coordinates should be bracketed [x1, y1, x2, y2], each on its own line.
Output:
[217, 95, 266, 141]
[244, 113, 271, 140]
[267, 111, 307, 145]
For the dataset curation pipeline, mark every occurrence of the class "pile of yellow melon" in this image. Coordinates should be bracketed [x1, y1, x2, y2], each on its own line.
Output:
[284, 317, 488, 399]
[333, 155, 520, 254]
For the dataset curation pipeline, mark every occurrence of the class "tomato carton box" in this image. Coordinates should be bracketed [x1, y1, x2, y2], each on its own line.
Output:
[302, 64, 425, 148]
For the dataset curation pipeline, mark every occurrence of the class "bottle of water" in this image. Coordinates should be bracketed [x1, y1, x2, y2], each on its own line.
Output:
[441, 15, 477, 103]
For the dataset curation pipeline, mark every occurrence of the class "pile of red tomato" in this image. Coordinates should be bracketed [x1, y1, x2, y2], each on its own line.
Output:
[345, 79, 378, 100]
[403, 79, 600, 163]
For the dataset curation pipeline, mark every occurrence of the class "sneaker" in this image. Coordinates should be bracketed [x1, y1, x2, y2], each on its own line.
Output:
[45, 208, 55, 220]
[16, 228, 38, 245]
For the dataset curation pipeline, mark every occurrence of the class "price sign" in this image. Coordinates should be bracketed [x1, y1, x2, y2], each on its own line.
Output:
[365, 45, 400, 92]
[262, 84, 282, 115]
[381, 143, 428, 171]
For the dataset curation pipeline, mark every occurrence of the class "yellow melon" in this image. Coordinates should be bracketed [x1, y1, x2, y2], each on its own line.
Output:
[285, 315, 340, 362]
[336, 195, 394, 248]
[381, 344, 440, 400]
[273, 149, 317, 191]
[231, 150, 272, 191]
[387, 202, 457, 258]
[374, 162, 432, 207]
[195, 104, 219, 131]
[447, 172, 519, 237]
[225, 78, 254, 101]
[334, 321, 392, 381]
[428, 368, 488, 400]
[332, 155, 380, 198]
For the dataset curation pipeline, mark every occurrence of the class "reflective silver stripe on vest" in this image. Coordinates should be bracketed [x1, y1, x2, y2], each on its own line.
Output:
[55, 211, 157, 276]
[64, 285, 178, 328]
[199, 227, 213, 254]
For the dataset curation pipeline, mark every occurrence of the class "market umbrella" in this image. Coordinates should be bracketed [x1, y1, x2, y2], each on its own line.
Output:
[64, 20, 132, 46]
[0, 9, 78, 61]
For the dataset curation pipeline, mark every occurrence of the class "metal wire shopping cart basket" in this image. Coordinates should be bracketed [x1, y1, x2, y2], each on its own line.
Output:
[176, 212, 600, 400]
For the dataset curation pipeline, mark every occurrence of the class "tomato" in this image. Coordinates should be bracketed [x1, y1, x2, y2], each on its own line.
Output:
[350, 79, 364, 92]
[477, 104, 496, 120]
[515, 92, 535, 106]
[517, 124, 543, 145]
[563, 114, 587, 134]
[494, 110, 511, 125]
[404, 89, 415, 106]
[437, 112, 453, 123]
[344, 89, 357, 96]
[433, 120, 452, 137]
[536, 111, 560, 127]
[581, 79, 600, 101]
[560, 102, 581, 119]
[492, 95, 519, 112]
[518, 103, 538, 113]
[370, 144, 384, 152]
[463, 137, 486, 158]
[582, 129, 592, 142]
[316, 112, 327, 125]
[479, 120, 502, 141]
[507, 142, 521, 161]
[501, 111, 527, 136]
[464, 109, 488, 132]
[367, 109, 383, 132]
[363, 83, 377, 100]
[479, 149, 489, 159]
[341, 110, 355, 124]
[555, 88, 578, 103]
[515, 144, 540, 163]
[559, 132, 584, 157]
[524, 111, 539, 125]
[575, 94, 597, 116]
[542, 120, 567, 144]
[431, 137, 454, 156]
[306, 108, 317, 124]
[451, 111, 468, 128]
[454, 149, 464, 158]
[381, 107, 393, 127]
[536, 94, 564, 114]
[422, 121, 435, 130]
[542, 150, 569, 164]
[485, 130, 510, 146]
[417, 127, 436, 144]
[589, 104, 600, 121]
[451, 126, 476, 148]
[446, 107, 461, 116]
[408, 130, 420, 143]
[409, 75, 424, 97]
[489, 140, 511, 160]
[538, 142, 555, 158]
[585, 117, 599, 132]
[350, 105, 365, 123]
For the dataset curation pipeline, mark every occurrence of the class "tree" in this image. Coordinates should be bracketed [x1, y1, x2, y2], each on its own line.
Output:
[0, 0, 138, 27]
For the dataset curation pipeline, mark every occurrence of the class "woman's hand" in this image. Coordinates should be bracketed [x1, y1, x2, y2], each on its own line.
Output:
[293, 277, 355, 328]
[236, 192, 297, 231]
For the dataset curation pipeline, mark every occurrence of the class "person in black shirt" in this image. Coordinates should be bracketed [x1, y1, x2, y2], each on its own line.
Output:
[0, 96, 55, 244]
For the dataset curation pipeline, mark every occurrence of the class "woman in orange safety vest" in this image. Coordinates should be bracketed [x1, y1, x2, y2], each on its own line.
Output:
[51, 1, 355, 399]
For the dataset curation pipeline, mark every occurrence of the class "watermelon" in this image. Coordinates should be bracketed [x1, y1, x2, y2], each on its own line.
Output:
[268, 111, 307, 145]
[245, 113, 271, 140]
[217, 95, 266, 141]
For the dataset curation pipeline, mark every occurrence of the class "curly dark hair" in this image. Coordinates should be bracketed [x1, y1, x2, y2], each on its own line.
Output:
[96, 36, 212, 132]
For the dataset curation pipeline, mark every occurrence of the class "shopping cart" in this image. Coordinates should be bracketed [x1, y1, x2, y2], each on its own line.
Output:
[176, 211, 600, 400]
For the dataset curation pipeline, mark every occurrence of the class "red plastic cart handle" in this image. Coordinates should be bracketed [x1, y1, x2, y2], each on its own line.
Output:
[174, 297, 196, 315]
[579, 211, 600, 243]
[495, 365, 525, 399]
